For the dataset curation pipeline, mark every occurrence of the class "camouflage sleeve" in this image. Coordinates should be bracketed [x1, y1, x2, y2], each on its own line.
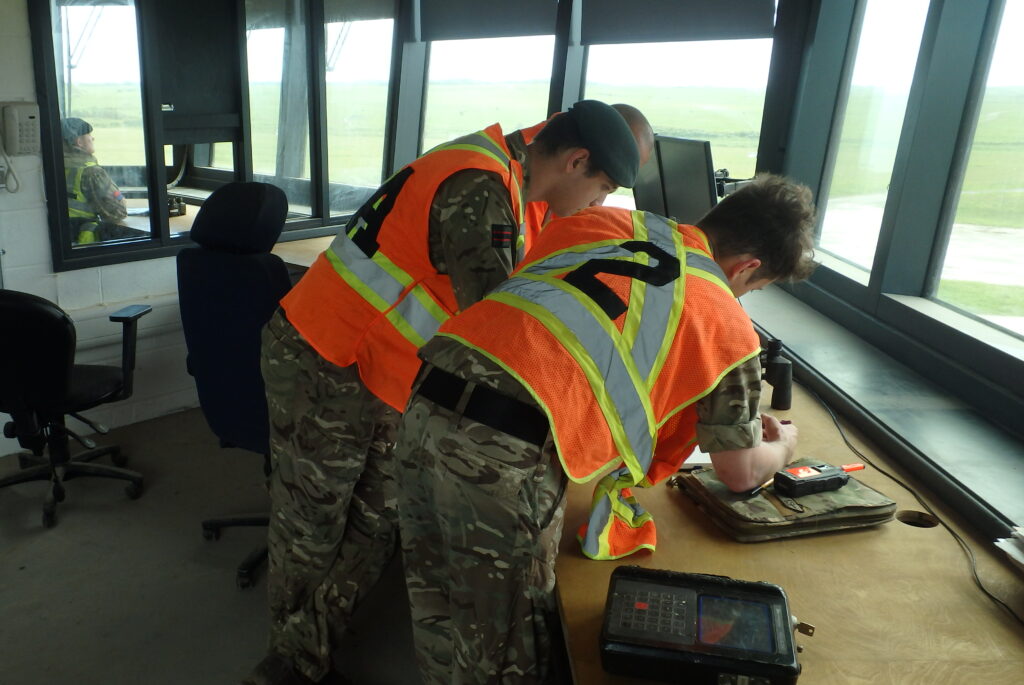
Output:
[694, 356, 763, 453]
[429, 169, 519, 311]
[81, 165, 127, 222]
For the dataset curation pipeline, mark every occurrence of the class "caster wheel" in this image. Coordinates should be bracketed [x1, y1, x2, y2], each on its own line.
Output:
[125, 481, 144, 500]
[52, 482, 66, 503]
[111, 448, 127, 467]
[42, 504, 57, 528]
[202, 527, 220, 541]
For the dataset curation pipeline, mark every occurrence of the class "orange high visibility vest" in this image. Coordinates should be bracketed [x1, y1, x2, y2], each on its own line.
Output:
[281, 124, 525, 411]
[436, 206, 760, 559]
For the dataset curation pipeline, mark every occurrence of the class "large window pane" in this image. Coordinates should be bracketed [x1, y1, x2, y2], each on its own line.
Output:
[936, 2, 1024, 338]
[52, 1, 152, 248]
[816, 0, 928, 280]
[245, 0, 312, 217]
[586, 38, 773, 207]
[421, 36, 554, 152]
[324, 8, 393, 217]
[586, 40, 772, 180]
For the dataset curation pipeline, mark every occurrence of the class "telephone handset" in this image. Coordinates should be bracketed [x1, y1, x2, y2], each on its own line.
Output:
[1, 102, 41, 156]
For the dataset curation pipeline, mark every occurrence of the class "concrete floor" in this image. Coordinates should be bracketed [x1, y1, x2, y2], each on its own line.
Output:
[0, 408, 419, 685]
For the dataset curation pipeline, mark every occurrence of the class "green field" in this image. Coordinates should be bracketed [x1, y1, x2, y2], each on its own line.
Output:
[68, 81, 1023, 229]
[64, 81, 1023, 320]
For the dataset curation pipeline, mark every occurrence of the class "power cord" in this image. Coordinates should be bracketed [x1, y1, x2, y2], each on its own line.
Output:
[805, 383, 1024, 629]
[0, 140, 22, 193]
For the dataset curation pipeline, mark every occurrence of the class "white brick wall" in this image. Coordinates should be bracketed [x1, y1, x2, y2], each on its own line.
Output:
[0, 2, 198, 458]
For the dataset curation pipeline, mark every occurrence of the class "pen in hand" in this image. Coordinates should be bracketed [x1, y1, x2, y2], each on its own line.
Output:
[748, 475, 775, 497]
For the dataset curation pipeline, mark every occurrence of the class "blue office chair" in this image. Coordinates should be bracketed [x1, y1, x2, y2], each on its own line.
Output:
[0, 289, 150, 527]
[176, 181, 291, 588]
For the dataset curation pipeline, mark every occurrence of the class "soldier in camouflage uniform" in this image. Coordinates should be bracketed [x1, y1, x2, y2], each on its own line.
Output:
[246, 101, 641, 685]
[392, 177, 816, 684]
[61, 118, 143, 245]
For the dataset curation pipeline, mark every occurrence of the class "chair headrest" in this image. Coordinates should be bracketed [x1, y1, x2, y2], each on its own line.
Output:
[189, 182, 289, 254]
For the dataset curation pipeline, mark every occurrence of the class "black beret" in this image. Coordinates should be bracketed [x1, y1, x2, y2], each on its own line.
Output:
[565, 100, 639, 188]
[61, 117, 93, 145]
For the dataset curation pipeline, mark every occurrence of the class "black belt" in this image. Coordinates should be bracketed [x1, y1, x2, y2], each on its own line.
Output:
[415, 366, 549, 447]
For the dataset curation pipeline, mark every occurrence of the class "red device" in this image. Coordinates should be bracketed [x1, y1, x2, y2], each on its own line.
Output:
[773, 463, 865, 497]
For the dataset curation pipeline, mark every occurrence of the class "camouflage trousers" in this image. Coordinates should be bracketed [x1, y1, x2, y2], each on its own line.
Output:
[260, 310, 400, 681]
[394, 386, 568, 685]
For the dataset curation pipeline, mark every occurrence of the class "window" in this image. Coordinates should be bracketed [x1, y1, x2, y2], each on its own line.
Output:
[245, 0, 312, 217]
[936, 1, 1024, 338]
[815, 0, 929, 281]
[421, 35, 555, 153]
[586, 39, 773, 183]
[50, 0, 154, 248]
[323, 2, 394, 217]
[585, 39, 773, 207]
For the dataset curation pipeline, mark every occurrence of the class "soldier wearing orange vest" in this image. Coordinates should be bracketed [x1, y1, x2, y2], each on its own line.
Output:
[518, 104, 655, 254]
[245, 101, 641, 685]
[393, 174, 816, 684]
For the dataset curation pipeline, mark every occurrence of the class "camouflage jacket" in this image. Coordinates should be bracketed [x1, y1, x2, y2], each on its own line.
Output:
[63, 146, 127, 223]
[427, 132, 529, 311]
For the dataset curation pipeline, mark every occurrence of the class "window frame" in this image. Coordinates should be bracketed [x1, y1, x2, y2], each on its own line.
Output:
[774, 0, 1023, 438]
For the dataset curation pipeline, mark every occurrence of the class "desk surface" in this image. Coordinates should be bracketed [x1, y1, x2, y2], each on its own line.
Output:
[272, 235, 333, 269]
[120, 198, 194, 236]
[555, 384, 1024, 684]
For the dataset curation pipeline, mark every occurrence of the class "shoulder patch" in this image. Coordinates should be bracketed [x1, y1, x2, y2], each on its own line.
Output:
[491, 224, 516, 249]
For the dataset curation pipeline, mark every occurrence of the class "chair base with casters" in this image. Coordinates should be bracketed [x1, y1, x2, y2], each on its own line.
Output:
[200, 451, 272, 589]
[175, 181, 291, 588]
[1, 431, 143, 528]
[0, 293, 151, 528]
[201, 513, 270, 589]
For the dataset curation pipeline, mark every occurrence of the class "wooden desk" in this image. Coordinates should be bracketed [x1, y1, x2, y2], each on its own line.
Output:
[120, 198, 195, 236]
[272, 235, 333, 269]
[555, 384, 1024, 684]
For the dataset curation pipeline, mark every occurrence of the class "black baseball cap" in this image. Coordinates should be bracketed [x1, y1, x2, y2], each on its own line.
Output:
[61, 117, 93, 145]
[565, 100, 640, 188]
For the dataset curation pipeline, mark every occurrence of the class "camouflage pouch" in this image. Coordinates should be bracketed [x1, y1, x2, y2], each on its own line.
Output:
[669, 457, 896, 542]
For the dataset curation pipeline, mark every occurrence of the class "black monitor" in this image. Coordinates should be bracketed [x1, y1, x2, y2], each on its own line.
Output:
[631, 136, 718, 224]
[657, 136, 718, 225]
[631, 145, 667, 217]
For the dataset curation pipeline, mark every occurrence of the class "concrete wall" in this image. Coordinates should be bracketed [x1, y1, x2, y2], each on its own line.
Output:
[0, 1, 198, 457]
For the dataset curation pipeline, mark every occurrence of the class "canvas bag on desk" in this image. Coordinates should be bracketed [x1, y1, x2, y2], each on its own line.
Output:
[669, 457, 897, 542]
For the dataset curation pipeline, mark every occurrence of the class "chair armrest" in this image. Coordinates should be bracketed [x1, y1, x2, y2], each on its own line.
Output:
[109, 304, 153, 400]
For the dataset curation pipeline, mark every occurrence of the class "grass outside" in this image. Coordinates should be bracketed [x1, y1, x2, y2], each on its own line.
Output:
[63, 81, 1024, 319]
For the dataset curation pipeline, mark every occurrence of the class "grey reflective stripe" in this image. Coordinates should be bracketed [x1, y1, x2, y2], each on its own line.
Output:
[582, 492, 613, 554]
[498, 273, 654, 466]
[686, 251, 727, 282]
[436, 129, 509, 164]
[328, 232, 444, 344]
[629, 213, 680, 382]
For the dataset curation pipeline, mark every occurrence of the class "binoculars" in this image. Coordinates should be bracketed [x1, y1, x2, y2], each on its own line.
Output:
[761, 338, 792, 411]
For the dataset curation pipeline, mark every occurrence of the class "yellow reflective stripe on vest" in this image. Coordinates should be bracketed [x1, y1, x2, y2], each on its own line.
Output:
[581, 465, 656, 559]
[431, 129, 524, 226]
[325, 235, 449, 349]
[489, 212, 685, 484]
[65, 162, 98, 219]
[490, 284, 651, 484]
[619, 212, 650, 355]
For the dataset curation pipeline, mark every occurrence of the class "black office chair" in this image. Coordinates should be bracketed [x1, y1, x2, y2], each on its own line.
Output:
[176, 181, 291, 588]
[0, 289, 150, 527]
